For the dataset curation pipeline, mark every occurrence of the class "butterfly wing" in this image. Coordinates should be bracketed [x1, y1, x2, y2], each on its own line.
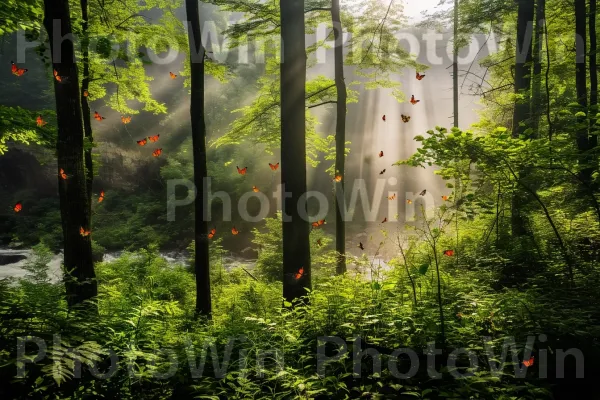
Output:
[14, 202, 22, 213]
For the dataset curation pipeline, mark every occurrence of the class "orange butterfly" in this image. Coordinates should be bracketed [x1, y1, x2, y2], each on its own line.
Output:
[381, 217, 387, 223]
[98, 190, 105, 203]
[13, 201, 23, 213]
[358, 242, 364, 250]
[443, 249, 455, 257]
[334, 174, 342, 182]
[236, 166, 247, 175]
[379, 169, 386, 175]
[416, 72, 426, 80]
[441, 195, 449, 201]
[94, 111, 105, 121]
[11, 61, 27, 76]
[53, 69, 67, 83]
[522, 356, 535, 367]
[79, 227, 91, 237]
[269, 162, 279, 171]
[169, 72, 177, 79]
[294, 267, 305, 280]
[410, 95, 420, 105]
[382, 115, 386, 122]
[311, 219, 326, 228]
[231, 226, 240, 235]
[36, 115, 47, 127]
[316, 238, 322, 247]
[59, 168, 68, 180]
[208, 227, 216, 239]
[419, 189, 427, 196]
[121, 115, 132, 124]
[406, 199, 413, 204]
[148, 134, 160, 143]
[252, 186, 260, 192]
[152, 148, 163, 157]
[83, 90, 89, 97]
[137, 138, 148, 146]
[378, 151, 384, 158]
[401, 114, 411, 123]
[388, 193, 396, 200]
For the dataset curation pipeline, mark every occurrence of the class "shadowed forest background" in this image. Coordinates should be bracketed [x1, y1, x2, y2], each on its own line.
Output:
[0, 0, 599, 398]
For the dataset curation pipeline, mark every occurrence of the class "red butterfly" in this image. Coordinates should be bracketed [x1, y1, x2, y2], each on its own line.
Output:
[237, 166, 247, 175]
[441, 195, 449, 201]
[13, 202, 23, 213]
[522, 356, 535, 367]
[381, 217, 387, 223]
[11, 61, 27, 76]
[382, 115, 386, 122]
[79, 227, 91, 237]
[252, 186, 260, 192]
[378, 151, 384, 158]
[269, 162, 279, 171]
[148, 134, 160, 143]
[59, 168, 68, 180]
[443, 249, 455, 257]
[388, 193, 396, 200]
[294, 267, 305, 280]
[410, 95, 420, 105]
[137, 138, 148, 146]
[334, 174, 342, 182]
[121, 115, 131, 124]
[231, 226, 240, 235]
[169, 72, 177, 79]
[311, 219, 326, 228]
[152, 148, 163, 157]
[53, 69, 67, 83]
[83, 90, 89, 97]
[208, 227, 216, 239]
[416, 72, 426, 80]
[358, 242, 364, 250]
[94, 111, 105, 121]
[98, 190, 105, 203]
[36, 115, 47, 127]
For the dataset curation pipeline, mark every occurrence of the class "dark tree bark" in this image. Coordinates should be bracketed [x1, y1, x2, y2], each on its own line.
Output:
[575, 0, 591, 181]
[80, 0, 93, 203]
[531, 0, 545, 137]
[280, 0, 311, 302]
[590, 0, 598, 149]
[43, 0, 97, 307]
[185, 0, 212, 317]
[511, 0, 535, 236]
[332, 0, 347, 274]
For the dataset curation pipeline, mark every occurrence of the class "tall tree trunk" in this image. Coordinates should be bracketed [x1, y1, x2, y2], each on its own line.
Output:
[280, 0, 311, 303]
[511, 0, 534, 236]
[590, 0, 598, 150]
[80, 0, 93, 204]
[531, 0, 545, 137]
[575, 0, 591, 181]
[185, 0, 211, 317]
[453, 0, 459, 128]
[43, 0, 97, 307]
[332, 0, 347, 275]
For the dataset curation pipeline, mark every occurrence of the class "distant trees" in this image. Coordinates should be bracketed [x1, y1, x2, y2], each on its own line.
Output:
[185, 0, 212, 317]
[280, 0, 312, 303]
[43, 0, 97, 306]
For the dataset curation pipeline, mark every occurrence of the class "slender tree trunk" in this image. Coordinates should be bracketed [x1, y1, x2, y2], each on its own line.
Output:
[575, 0, 591, 181]
[186, 0, 211, 317]
[531, 0, 545, 137]
[281, 0, 311, 303]
[511, 0, 534, 236]
[332, 0, 347, 274]
[43, 0, 97, 307]
[80, 0, 93, 203]
[453, 0, 459, 128]
[590, 0, 598, 150]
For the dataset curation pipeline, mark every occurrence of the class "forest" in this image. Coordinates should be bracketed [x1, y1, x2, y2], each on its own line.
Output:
[0, 0, 599, 398]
